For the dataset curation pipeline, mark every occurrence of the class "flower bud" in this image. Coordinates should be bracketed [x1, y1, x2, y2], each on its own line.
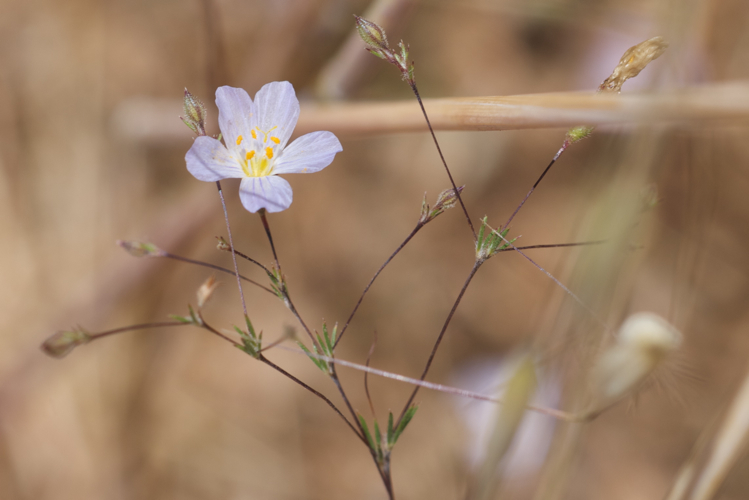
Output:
[354, 15, 390, 52]
[181, 88, 207, 136]
[196, 275, 219, 309]
[117, 240, 165, 258]
[599, 36, 668, 93]
[41, 327, 91, 358]
[591, 312, 681, 412]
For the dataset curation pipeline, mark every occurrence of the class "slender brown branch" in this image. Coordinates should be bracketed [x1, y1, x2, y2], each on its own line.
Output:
[90, 321, 185, 340]
[216, 181, 248, 318]
[260, 355, 365, 442]
[258, 209, 281, 270]
[220, 243, 272, 275]
[335, 222, 424, 348]
[409, 82, 477, 241]
[397, 260, 483, 424]
[162, 252, 275, 295]
[496, 233, 612, 333]
[502, 142, 569, 231]
[496, 240, 605, 253]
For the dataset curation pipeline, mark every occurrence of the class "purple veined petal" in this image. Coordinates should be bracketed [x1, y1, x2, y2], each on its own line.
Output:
[253, 82, 300, 150]
[273, 131, 343, 175]
[238, 176, 293, 213]
[186, 136, 245, 182]
[216, 86, 254, 156]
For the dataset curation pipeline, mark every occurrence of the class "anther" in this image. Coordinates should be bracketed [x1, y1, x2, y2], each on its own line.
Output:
[251, 130, 257, 139]
[246, 151, 255, 160]
[265, 147, 274, 159]
[270, 136, 280, 144]
[236, 135, 243, 145]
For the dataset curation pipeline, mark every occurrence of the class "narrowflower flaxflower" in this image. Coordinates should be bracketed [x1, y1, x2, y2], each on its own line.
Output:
[185, 82, 343, 213]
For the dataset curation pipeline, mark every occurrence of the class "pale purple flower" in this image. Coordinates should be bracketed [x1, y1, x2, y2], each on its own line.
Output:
[185, 82, 342, 213]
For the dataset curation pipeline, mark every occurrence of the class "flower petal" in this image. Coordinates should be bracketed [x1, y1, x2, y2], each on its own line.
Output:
[238, 176, 293, 213]
[186, 136, 244, 182]
[273, 131, 342, 175]
[216, 86, 253, 156]
[253, 82, 299, 149]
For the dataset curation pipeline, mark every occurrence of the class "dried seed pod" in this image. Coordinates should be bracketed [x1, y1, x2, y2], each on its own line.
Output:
[599, 36, 669, 93]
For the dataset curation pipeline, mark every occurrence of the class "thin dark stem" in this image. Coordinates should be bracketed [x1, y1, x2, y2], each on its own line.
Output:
[502, 141, 569, 231]
[335, 223, 424, 349]
[258, 209, 280, 270]
[409, 82, 476, 241]
[364, 331, 378, 418]
[200, 320, 242, 346]
[162, 252, 275, 295]
[495, 240, 605, 253]
[201, 320, 364, 442]
[222, 244, 272, 275]
[496, 233, 612, 333]
[397, 260, 482, 424]
[90, 321, 184, 340]
[260, 355, 365, 443]
[216, 181, 248, 318]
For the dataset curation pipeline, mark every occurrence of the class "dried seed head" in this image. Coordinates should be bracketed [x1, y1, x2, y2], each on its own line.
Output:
[117, 240, 165, 257]
[592, 312, 681, 407]
[181, 88, 207, 136]
[41, 327, 91, 359]
[197, 275, 219, 309]
[600, 36, 669, 93]
[216, 236, 231, 251]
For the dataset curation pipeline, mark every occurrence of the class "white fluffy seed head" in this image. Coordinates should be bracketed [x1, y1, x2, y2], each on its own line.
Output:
[617, 312, 682, 356]
[591, 312, 682, 407]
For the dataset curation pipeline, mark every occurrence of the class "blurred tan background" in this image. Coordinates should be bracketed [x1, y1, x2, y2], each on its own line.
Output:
[2, 0, 749, 498]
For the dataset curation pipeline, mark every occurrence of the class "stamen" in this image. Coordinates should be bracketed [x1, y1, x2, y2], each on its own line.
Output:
[246, 151, 255, 160]
[251, 130, 257, 140]
[265, 147, 274, 159]
[270, 136, 280, 144]
[236, 135, 243, 145]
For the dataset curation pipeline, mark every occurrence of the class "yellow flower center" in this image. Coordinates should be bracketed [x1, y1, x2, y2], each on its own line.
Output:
[239, 126, 281, 177]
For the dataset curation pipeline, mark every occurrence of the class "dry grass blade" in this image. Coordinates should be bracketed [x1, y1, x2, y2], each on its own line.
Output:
[469, 354, 537, 500]
[682, 365, 749, 500]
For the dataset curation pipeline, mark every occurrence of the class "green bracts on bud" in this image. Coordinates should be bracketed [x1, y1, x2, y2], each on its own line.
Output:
[41, 327, 91, 358]
[419, 186, 465, 224]
[355, 15, 389, 52]
[181, 88, 207, 136]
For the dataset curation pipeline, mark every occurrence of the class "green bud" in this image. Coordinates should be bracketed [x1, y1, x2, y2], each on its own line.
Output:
[117, 240, 165, 258]
[41, 327, 91, 358]
[181, 88, 207, 136]
[354, 15, 390, 52]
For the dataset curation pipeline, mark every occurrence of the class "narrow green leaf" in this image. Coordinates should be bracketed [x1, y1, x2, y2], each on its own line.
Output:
[374, 419, 382, 453]
[393, 405, 418, 444]
[358, 414, 376, 452]
[297, 341, 326, 372]
[477, 218, 486, 248]
[168, 314, 193, 324]
[244, 315, 256, 338]
[387, 412, 395, 447]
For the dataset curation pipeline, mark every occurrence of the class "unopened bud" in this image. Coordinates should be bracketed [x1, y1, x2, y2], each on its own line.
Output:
[181, 88, 207, 136]
[355, 15, 390, 52]
[196, 275, 219, 309]
[591, 312, 681, 411]
[41, 327, 91, 358]
[600, 36, 668, 93]
[117, 240, 165, 257]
